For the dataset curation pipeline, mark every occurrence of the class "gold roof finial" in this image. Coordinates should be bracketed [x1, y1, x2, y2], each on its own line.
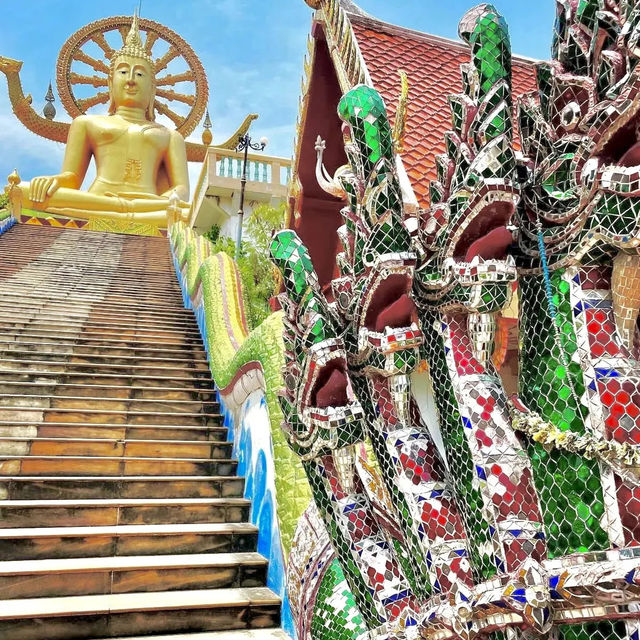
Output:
[7, 168, 21, 188]
[111, 13, 153, 68]
[392, 70, 409, 153]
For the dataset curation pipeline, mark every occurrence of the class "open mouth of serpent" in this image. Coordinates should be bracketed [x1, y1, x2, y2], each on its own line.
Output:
[589, 104, 640, 200]
[364, 272, 418, 333]
[310, 358, 350, 409]
[453, 200, 515, 263]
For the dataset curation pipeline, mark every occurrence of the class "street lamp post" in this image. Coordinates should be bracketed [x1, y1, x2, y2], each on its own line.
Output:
[235, 133, 268, 260]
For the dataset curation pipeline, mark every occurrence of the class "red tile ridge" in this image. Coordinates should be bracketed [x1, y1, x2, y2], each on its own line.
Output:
[347, 12, 542, 65]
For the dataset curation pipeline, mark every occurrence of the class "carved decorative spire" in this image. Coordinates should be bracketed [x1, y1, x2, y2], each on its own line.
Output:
[392, 71, 409, 153]
[43, 81, 56, 121]
[7, 168, 20, 188]
[201, 109, 212, 146]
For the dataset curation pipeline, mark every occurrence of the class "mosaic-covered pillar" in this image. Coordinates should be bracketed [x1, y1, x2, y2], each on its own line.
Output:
[270, 229, 420, 639]
[413, 11, 548, 629]
[311, 82, 477, 635]
[513, 1, 640, 639]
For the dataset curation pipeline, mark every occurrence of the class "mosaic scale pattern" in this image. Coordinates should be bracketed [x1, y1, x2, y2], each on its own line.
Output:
[283, 1, 640, 639]
[414, 9, 548, 615]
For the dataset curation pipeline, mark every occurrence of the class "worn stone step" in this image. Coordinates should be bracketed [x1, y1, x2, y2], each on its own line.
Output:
[0, 497, 251, 528]
[0, 369, 215, 388]
[4, 312, 195, 338]
[0, 328, 202, 347]
[0, 350, 209, 368]
[0, 328, 203, 347]
[0, 381, 218, 402]
[99, 630, 290, 640]
[0, 587, 281, 640]
[0, 271, 182, 288]
[1, 256, 175, 269]
[0, 306, 198, 329]
[0, 421, 227, 442]
[3, 296, 187, 312]
[0, 552, 268, 599]
[98, 630, 290, 640]
[0, 338, 208, 359]
[0, 297, 196, 320]
[0, 252, 175, 268]
[0, 455, 237, 477]
[0, 275, 181, 289]
[0, 329, 203, 348]
[0, 356, 209, 373]
[0, 316, 202, 335]
[0, 407, 222, 427]
[0, 394, 218, 415]
[0, 475, 244, 500]
[0, 293, 189, 317]
[0, 437, 233, 459]
[0, 358, 211, 378]
[0, 279, 188, 295]
[1, 257, 175, 267]
[0, 314, 200, 335]
[0, 275, 183, 293]
[0, 523, 259, 560]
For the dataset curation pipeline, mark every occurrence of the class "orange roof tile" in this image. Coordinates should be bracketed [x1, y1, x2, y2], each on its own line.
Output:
[350, 16, 538, 208]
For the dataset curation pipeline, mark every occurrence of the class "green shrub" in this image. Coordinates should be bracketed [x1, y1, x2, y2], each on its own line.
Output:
[205, 202, 285, 329]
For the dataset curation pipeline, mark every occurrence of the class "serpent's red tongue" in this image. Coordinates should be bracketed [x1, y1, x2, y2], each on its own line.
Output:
[619, 141, 640, 167]
[314, 368, 349, 409]
[464, 226, 513, 262]
[375, 294, 415, 332]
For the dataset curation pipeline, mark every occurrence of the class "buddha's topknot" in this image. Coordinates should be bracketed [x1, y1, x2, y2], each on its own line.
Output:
[109, 14, 154, 73]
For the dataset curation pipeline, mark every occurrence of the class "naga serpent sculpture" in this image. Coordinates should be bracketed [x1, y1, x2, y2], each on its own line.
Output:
[511, 2, 640, 639]
[278, 2, 640, 640]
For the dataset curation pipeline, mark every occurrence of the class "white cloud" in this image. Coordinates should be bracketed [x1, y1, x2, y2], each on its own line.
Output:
[0, 115, 66, 184]
[204, 0, 250, 20]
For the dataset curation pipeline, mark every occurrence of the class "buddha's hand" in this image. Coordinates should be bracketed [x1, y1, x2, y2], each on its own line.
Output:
[166, 203, 190, 226]
[29, 171, 78, 203]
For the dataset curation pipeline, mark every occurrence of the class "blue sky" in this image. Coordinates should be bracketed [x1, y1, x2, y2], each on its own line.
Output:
[0, 0, 555, 195]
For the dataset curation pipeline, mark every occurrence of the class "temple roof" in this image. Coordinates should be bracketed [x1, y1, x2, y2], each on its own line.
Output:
[288, 0, 540, 289]
[347, 10, 539, 207]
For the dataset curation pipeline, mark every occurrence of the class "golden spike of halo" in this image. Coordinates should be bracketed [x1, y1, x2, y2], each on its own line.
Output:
[392, 70, 409, 153]
[110, 13, 154, 70]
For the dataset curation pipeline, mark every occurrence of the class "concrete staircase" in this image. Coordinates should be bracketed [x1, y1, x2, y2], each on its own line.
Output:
[0, 226, 286, 640]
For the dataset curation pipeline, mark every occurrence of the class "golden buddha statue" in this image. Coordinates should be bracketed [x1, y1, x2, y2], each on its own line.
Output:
[11, 15, 189, 227]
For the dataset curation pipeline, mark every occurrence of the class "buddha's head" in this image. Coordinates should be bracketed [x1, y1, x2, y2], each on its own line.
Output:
[108, 15, 156, 120]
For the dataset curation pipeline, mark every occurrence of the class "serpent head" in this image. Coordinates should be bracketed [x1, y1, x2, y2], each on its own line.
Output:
[414, 4, 519, 315]
[517, 0, 640, 270]
[316, 85, 423, 377]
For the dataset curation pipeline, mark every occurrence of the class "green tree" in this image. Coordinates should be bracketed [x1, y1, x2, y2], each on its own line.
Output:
[0, 192, 8, 210]
[205, 201, 285, 329]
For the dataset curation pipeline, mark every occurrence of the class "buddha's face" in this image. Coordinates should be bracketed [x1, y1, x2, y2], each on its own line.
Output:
[109, 54, 155, 116]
